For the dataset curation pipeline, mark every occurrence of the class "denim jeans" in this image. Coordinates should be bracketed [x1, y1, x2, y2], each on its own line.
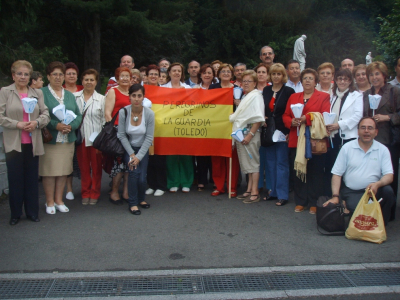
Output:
[265, 142, 290, 200]
[258, 146, 272, 190]
[124, 147, 149, 207]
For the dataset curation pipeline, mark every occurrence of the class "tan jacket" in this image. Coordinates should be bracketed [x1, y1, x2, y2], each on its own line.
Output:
[0, 83, 50, 156]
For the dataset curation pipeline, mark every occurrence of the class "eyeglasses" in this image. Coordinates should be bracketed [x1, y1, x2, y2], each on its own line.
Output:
[51, 73, 64, 77]
[303, 76, 314, 81]
[242, 80, 254, 84]
[66, 72, 77, 76]
[262, 52, 273, 56]
[148, 73, 159, 77]
[120, 75, 130, 79]
[337, 77, 350, 82]
[220, 70, 231, 74]
[15, 72, 30, 77]
[360, 126, 375, 131]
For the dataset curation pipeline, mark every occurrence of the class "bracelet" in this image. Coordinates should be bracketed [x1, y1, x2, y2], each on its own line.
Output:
[249, 131, 255, 137]
[332, 194, 339, 198]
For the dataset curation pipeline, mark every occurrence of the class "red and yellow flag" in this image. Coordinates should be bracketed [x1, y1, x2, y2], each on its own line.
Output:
[145, 85, 233, 157]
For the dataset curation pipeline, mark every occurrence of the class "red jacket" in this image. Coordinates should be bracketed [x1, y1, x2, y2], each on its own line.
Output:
[282, 90, 330, 148]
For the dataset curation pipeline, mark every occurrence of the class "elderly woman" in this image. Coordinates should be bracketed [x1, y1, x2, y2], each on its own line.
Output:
[209, 64, 240, 197]
[353, 64, 370, 93]
[40, 61, 82, 214]
[105, 67, 132, 204]
[192, 64, 217, 191]
[323, 69, 363, 196]
[29, 71, 44, 89]
[74, 69, 105, 205]
[161, 63, 193, 192]
[316, 62, 335, 95]
[63, 62, 84, 200]
[0, 60, 50, 225]
[118, 84, 155, 215]
[363, 61, 400, 217]
[144, 65, 167, 197]
[159, 68, 168, 85]
[283, 68, 330, 214]
[230, 70, 265, 203]
[263, 63, 295, 206]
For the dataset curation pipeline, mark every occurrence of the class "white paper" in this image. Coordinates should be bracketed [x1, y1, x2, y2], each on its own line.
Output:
[323, 112, 336, 125]
[368, 94, 381, 110]
[21, 97, 37, 114]
[291, 103, 304, 118]
[233, 87, 243, 100]
[89, 131, 99, 143]
[231, 129, 244, 142]
[272, 130, 286, 142]
[53, 104, 65, 122]
[64, 110, 77, 125]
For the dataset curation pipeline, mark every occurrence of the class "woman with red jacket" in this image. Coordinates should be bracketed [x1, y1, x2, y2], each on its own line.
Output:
[282, 68, 330, 214]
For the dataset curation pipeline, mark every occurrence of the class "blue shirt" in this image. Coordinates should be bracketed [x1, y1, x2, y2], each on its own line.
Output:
[331, 139, 393, 190]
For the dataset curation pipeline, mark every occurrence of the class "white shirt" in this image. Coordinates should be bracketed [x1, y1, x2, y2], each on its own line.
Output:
[286, 80, 303, 93]
[389, 77, 400, 87]
[126, 107, 146, 147]
[161, 81, 191, 89]
[331, 139, 393, 190]
[74, 90, 106, 147]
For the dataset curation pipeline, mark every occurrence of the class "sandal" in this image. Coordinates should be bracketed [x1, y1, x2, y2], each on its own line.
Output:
[243, 195, 260, 203]
[276, 199, 288, 206]
[197, 185, 204, 192]
[237, 191, 251, 200]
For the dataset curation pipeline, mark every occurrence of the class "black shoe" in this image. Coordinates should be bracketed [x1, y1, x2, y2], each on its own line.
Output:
[122, 197, 129, 203]
[139, 202, 150, 209]
[27, 216, 40, 222]
[129, 208, 141, 215]
[109, 197, 124, 205]
[9, 218, 19, 225]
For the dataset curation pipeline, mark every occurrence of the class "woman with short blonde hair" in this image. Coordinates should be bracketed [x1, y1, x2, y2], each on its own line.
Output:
[316, 62, 334, 95]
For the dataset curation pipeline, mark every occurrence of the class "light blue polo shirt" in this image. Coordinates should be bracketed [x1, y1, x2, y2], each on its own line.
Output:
[331, 139, 393, 190]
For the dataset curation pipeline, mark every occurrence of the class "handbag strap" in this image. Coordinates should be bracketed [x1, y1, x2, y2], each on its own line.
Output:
[77, 109, 87, 130]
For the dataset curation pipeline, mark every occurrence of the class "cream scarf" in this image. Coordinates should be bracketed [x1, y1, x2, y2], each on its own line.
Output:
[294, 112, 328, 182]
[229, 89, 265, 131]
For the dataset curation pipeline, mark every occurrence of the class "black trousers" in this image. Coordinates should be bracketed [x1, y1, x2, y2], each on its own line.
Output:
[387, 145, 399, 220]
[147, 154, 167, 191]
[291, 148, 325, 207]
[341, 184, 395, 226]
[195, 156, 212, 185]
[5, 144, 39, 219]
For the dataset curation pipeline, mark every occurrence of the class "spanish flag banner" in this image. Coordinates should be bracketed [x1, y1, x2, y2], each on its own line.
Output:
[145, 85, 233, 157]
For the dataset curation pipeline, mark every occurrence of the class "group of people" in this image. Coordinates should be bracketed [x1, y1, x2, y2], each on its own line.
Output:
[1, 46, 399, 227]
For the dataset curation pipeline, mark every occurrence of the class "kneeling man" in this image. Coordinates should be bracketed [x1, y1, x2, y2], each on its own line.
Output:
[324, 117, 395, 225]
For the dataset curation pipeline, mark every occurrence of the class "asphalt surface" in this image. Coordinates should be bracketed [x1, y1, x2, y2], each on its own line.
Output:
[0, 171, 399, 273]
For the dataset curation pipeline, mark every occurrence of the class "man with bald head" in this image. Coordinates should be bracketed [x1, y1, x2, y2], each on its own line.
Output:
[106, 55, 135, 93]
[185, 60, 200, 87]
[259, 46, 275, 68]
[341, 59, 355, 73]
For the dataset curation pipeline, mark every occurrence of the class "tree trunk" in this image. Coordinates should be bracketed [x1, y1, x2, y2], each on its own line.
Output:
[83, 13, 101, 91]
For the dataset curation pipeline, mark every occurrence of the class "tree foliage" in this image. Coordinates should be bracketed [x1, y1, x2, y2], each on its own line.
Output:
[0, 0, 397, 81]
[374, 0, 400, 66]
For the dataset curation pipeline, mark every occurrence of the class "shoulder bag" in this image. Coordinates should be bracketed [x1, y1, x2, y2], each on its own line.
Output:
[41, 127, 53, 143]
[93, 108, 127, 156]
[316, 196, 346, 235]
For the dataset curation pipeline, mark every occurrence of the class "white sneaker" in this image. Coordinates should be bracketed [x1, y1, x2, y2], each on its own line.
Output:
[146, 188, 155, 195]
[154, 189, 165, 196]
[182, 187, 190, 193]
[169, 187, 178, 192]
[66, 192, 74, 200]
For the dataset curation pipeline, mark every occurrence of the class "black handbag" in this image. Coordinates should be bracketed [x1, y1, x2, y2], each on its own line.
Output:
[316, 196, 346, 235]
[93, 108, 127, 156]
[75, 109, 87, 146]
[260, 88, 283, 147]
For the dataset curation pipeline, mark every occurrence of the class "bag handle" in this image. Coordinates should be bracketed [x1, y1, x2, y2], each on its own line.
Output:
[317, 205, 346, 236]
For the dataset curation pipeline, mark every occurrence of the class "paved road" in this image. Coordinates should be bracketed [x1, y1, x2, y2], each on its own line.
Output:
[0, 172, 399, 273]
